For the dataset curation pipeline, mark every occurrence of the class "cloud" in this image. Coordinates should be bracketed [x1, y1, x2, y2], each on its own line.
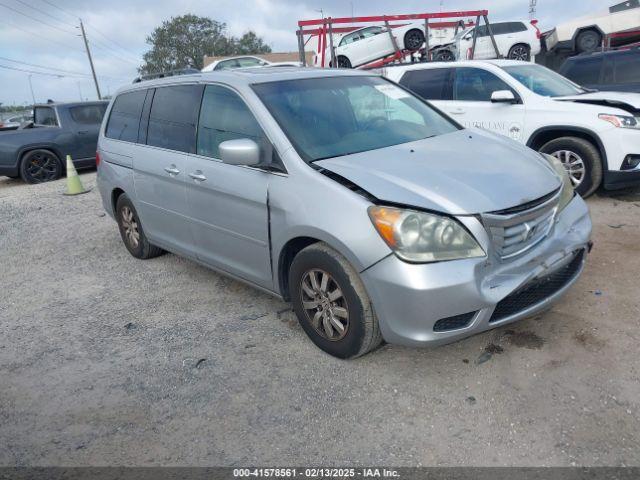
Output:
[0, 0, 613, 105]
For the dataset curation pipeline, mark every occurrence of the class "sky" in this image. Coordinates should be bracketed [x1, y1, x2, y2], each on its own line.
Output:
[0, 0, 608, 107]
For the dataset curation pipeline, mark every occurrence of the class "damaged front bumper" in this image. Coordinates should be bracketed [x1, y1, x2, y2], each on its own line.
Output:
[360, 194, 592, 347]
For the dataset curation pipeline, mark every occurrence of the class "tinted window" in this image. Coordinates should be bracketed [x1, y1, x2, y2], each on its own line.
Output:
[69, 104, 107, 125]
[454, 68, 515, 101]
[563, 57, 603, 85]
[197, 85, 269, 162]
[614, 52, 640, 84]
[400, 68, 452, 100]
[147, 84, 203, 153]
[252, 76, 458, 163]
[495, 22, 527, 34]
[503, 64, 584, 97]
[34, 107, 57, 126]
[237, 57, 264, 67]
[215, 59, 240, 70]
[105, 90, 146, 142]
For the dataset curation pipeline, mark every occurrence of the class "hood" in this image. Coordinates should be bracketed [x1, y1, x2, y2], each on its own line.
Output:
[315, 129, 561, 215]
[555, 92, 640, 113]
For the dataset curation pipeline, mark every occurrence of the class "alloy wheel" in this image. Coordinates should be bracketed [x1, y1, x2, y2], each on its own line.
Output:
[510, 46, 529, 60]
[552, 150, 586, 187]
[405, 31, 424, 50]
[300, 269, 349, 341]
[120, 206, 140, 248]
[25, 152, 59, 183]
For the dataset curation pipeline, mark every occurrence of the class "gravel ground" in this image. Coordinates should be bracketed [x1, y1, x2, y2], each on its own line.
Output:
[0, 171, 639, 467]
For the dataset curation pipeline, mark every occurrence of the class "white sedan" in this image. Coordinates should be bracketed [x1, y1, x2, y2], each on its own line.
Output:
[321, 24, 426, 68]
[202, 56, 301, 72]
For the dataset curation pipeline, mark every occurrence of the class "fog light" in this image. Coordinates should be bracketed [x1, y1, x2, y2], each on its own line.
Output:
[621, 155, 640, 170]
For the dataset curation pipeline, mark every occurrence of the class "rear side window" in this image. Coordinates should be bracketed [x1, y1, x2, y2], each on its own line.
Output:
[562, 57, 603, 85]
[105, 90, 146, 142]
[147, 84, 203, 153]
[613, 53, 640, 84]
[69, 104, 107, 125]
[34, 107, 58, 126]
[453, 67, 515, 101]
[399, 68, 453, 100]
[197, 84, 270, 162]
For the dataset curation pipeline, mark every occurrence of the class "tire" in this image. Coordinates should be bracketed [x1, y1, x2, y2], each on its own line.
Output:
[19, 149, 62, 184]
[403, 29, 425, 51]
[539, 137, 603, 198]
[576, 30, 601, 53]
[337, 55, 352, 69]
[289, 242, 382, 359]
[115, 194, 164, 259]
[435, 50, 455, 62]
[508, 44, 531, 61]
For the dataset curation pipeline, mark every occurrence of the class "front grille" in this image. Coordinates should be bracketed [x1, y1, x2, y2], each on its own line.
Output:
[433, 311, 477, 332]
[489, 250, 585, 323]
[482, 190, 560, 260]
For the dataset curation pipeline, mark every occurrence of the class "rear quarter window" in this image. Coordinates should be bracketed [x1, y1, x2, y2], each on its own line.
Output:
[105, 90, 147, 142]
[399, 68, 453, 100]
[69, 104, 107, 125]
[613, 52, 640, 84]
[34, 107, 58, 126]
[562, 57, 603, 85]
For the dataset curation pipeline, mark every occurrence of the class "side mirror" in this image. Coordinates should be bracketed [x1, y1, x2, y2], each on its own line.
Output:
[219, 139, 261, 166]
[491, 90, 517, 104]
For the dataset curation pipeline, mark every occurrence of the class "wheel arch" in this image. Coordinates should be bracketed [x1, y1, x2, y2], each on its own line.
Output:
[111, 187, 126, 214]
[18, 144, 63, 166]
[526, 126, 608, 171]
[571, 25, 604, 51]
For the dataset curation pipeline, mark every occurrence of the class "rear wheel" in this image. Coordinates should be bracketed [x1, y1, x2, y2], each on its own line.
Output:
[115, 194, 164, 259]
[404, 29, 425, 51]
[337, 55, 352, 68]
[508, 44, 531, 61]
[539, 137, 603, 198]
[289, 243, 382, 359]
[19, 149, 62, 184]
[576, 30, 602, 53]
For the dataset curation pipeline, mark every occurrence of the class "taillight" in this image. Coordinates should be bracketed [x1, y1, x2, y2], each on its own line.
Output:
[531, 20, 542, 39]
[95, 151, 101, 167]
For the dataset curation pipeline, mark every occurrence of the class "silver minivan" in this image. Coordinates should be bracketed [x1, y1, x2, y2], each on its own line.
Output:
[97, 67, 592, 359]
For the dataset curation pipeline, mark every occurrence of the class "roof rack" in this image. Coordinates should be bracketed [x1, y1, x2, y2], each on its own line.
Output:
[132, 68, 200, 84]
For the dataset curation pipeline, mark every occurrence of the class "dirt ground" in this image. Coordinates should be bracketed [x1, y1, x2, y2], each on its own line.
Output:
[0, 171, 639, 467]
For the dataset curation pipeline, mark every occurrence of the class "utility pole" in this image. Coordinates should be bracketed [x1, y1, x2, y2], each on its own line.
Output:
[28, 75, 36, 105]
[529, 0, 538, 20]
[79, 19, 101, 100]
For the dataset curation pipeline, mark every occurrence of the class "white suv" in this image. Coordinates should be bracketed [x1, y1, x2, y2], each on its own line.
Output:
[431, 21, 541, 62]
[383, 60, 640, 196]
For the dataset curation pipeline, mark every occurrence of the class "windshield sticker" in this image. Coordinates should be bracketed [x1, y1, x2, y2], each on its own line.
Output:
[375, 84, 411, 100]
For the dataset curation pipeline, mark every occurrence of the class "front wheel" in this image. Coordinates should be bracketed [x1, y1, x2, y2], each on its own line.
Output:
[576, 30, 602, 53]
[435, 50, 455, 62]
[20, 149, 62, 184]
[115, 194, 164, 259]
[336, 55, 352, 69]
[289, 243, 382, 359]
[539, 137, 603, 198]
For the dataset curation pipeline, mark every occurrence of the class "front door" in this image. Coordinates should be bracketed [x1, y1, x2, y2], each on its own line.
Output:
[184, 84, 272, 289]
[445, 67, 527, 143]
[133, 84, 203, 254]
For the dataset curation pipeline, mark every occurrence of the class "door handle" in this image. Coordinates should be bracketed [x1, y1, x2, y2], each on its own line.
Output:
[189, 171, 207, 182]
[164, 165, 180, 175]
[449, 108, 466, 115]
[77, 130, 89, 135]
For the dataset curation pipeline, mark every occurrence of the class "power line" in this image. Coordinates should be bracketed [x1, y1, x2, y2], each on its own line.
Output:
[0, 63, 67, 77]
[38, 0, 78, 21]
[0, 17, 86, 54]
[0, 1, 77, 35]
[89, 40, 140, 66]
[86, 24, 141, 62]
[0, 62, 129, 81]
[12, 0, 77, 29]
[0, 55, 94, 78]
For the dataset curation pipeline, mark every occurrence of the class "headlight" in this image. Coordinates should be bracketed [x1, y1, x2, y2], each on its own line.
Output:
[598, 113, 640, 130]
[368, 206, 485, 263]
[541, 153, 574, 211]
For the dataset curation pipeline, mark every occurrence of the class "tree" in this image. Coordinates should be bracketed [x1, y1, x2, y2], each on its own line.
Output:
[140, 14, 271, 74]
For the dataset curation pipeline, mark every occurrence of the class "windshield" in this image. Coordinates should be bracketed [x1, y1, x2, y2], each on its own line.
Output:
[502, 64, 585, 97]
[252, 76, 459, 162]
[454, 28, 472, 40]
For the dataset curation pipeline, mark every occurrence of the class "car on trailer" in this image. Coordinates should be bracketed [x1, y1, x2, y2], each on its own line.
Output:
[97, 66, 591, 358]
[0, 101, 107, 183]
[383, 60, 640, 196]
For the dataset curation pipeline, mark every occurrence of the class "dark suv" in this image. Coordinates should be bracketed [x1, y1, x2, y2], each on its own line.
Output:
[559, 48, 640, 93]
